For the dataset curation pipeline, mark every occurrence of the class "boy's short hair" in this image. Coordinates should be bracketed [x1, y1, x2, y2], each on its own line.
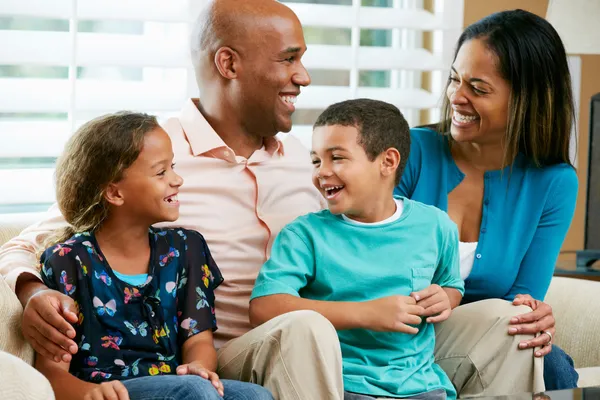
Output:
[313, 98, 410, 185]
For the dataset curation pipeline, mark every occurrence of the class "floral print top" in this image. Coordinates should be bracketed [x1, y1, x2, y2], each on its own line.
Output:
[40, 227, 223, 382]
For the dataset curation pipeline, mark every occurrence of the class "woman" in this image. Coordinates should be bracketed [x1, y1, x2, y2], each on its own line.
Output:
[396, 9, 579, 390]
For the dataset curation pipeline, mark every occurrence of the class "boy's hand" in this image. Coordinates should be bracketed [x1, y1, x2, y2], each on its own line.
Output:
[363, 295, 424, 334]
[83, 381, 129, 400]
[177, 361, 224, 397]
[411, 284, 451, 323]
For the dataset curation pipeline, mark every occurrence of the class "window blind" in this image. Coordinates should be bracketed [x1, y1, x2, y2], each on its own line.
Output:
[0, 0, 463, 213]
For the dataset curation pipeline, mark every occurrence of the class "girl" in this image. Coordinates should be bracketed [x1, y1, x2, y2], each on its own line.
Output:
[36, 111, 273, 400]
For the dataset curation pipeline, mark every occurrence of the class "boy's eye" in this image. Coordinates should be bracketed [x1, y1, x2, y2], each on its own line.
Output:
[332, 156, 343, 161]
[157, 170, 166, 176]
[171, 163, 176, 169]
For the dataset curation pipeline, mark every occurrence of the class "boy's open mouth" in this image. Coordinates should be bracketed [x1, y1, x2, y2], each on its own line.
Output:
[323, 185, 344, 199]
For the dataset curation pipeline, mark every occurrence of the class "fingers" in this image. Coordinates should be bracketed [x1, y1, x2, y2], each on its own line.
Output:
[100, 383, 119, 400]
[207, 372, 224, 397]
[394, 322, 419, 334]
[33, 319, 77, 360]
[61, 299, 80, 324]
[177, 363, 209, 379]
[420, 301, 447, 317]
[30, 324, 72, 362]
[426, 309, 451, 323]
[405, 304, 425, 316]
[111, 381, 129, 400]
[33, 298, 78, 352]
[410, 285, 439, 302]
[29, 334, 60, 362]
[509, 314, 554, 336]
[510, 303, 553, 325]
[518, 327, 555, 356]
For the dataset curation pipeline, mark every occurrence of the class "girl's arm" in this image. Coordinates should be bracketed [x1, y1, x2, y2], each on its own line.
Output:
[180, 330, 217, 371]
[35, 356, 96, 400]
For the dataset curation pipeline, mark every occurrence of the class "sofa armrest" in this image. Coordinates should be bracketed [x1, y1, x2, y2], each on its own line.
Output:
[545, 277, 600, 369]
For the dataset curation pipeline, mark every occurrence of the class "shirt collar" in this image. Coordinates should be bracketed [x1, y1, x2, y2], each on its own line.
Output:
[179, 98, 285, 158]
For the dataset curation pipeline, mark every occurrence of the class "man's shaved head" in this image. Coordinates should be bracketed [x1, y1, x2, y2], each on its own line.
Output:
[191, 0, 300, 68]
[189, 0, 310, 140]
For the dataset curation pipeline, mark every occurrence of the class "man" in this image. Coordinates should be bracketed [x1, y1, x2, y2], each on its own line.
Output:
[0, 0, 542, 398]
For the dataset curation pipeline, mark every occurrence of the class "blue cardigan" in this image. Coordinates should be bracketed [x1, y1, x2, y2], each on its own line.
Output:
[395, 128, 578, 303]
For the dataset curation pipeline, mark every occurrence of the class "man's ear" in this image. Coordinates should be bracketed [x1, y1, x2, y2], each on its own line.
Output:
[380, 147, 400, 180]
[214, 46, 240, 79]
[104, 183, 125, 207]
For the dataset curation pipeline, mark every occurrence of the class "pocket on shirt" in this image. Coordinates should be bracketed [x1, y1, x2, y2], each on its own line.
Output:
[411, 267, 435, 292]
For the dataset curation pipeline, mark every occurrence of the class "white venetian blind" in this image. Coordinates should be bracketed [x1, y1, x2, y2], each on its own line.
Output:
[0, 0, 463, 214]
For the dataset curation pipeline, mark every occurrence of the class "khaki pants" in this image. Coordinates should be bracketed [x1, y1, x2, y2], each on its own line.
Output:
[217, 300, 544, 400]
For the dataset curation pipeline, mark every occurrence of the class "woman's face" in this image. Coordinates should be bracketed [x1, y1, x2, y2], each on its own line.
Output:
[446, 38, 511, 145]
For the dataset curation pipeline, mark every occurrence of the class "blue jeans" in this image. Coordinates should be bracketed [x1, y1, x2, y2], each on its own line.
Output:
[543, 345, 579, 390]
[122, 375, 274, 400]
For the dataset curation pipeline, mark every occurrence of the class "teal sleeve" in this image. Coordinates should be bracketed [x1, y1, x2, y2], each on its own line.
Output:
[432, 218, 464, 295]
[395, 128, 425, 198]
[504, 167, 578, 301]
[251, 226, 315, 300]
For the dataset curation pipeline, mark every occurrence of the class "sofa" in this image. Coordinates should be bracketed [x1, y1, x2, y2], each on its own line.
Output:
[1, 216, 599, 399]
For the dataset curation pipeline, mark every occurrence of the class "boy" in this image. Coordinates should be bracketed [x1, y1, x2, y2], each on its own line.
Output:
[249, 99, 463, 399]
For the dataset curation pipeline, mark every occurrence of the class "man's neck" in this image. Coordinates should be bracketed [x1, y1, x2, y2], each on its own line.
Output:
[196, 99, 265, 159]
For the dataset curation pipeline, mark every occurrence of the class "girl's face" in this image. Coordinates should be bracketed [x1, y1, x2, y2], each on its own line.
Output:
[446, 38, 512, 146]
[111, 128, 183, 225]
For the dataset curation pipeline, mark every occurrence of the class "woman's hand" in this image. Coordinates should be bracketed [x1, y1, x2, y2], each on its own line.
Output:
[176, 361, 224, 397]
[508, 294, 555, 357]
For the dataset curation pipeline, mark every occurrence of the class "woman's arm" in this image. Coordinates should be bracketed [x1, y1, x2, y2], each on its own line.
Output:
[505, 168, 578, 356]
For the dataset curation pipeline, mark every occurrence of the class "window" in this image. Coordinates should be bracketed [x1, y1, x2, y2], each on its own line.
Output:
[0, 0, 462, 214]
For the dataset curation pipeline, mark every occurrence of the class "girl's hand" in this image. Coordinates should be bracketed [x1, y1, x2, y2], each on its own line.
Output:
[83, 381, 129, 400]
[177, 361, 224, 397]
[509, 294, 555, 357]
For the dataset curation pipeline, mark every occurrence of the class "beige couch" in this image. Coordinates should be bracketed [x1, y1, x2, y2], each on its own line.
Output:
[1, 218, 599, 399]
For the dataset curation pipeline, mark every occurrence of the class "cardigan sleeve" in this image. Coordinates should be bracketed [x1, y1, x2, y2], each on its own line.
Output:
[504, 166, 578, 301]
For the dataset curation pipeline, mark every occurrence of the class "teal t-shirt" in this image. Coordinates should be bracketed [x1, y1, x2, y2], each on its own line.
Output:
[251, 197, 464, 399]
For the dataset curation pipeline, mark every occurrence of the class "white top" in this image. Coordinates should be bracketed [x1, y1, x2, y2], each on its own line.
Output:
[342, 199, 404, 226]
[459, 241, 478, 280]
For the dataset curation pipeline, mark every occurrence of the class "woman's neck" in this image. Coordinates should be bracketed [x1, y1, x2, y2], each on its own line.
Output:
[451, 139, 508, 171]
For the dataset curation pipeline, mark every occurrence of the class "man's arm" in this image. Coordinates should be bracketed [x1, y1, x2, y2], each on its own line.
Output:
[0, 206, 79, 362]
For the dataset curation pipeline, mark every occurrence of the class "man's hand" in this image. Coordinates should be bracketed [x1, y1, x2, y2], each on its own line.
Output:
[361, 295, 424, 334]
[509, 293, 555, 357]
[177, 361, 224, 397]
[22, 287, 79, 362]
[410, 284, 452, 323]
[83, 381, 129, 400]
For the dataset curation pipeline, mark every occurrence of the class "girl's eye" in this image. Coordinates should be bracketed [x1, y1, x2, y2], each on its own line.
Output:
[311, 159, 320, 165]
[171, 163, 176, 169]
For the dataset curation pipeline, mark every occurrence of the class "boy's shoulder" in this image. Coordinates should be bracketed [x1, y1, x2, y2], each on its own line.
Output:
[280, 209, 338, 238]
[404, 198, 456, 233]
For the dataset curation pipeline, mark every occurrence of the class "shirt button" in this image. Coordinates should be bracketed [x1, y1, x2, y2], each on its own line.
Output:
[476, 254, 482, 259]
[481, 228, 486, 233]
[223, 150, 230, 157]
[484, 199, 489, 205]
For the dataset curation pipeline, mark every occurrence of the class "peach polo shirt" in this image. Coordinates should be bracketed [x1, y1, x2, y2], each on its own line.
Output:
[0, 98, 325, 347]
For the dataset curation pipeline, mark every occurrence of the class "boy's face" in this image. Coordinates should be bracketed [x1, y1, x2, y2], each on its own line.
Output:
[311, 124, 386, 219]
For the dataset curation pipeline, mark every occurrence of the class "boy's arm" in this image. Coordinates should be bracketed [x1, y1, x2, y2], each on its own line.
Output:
[250, 226, 424, 333]
[35, 354, 96, 400]
[250, 294, 367, 330]
[443, 288, 462, 309]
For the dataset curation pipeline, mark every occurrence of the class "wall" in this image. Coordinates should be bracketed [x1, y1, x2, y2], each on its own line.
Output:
[463, 0, 600, 257]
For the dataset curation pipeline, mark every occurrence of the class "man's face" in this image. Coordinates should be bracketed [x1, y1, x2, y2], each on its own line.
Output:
[236, 15, 311, 136]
